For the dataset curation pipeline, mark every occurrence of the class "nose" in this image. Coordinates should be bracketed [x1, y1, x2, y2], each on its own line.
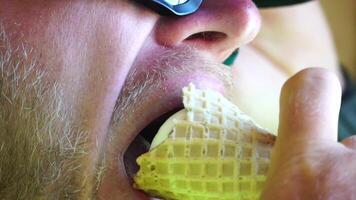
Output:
[155, 0, 261, 61]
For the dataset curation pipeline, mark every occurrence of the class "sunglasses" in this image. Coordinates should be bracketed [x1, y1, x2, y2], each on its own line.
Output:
[139, 0, 313, 16]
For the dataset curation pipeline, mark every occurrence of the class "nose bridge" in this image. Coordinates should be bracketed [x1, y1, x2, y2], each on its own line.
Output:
[154, 0, 261, 61]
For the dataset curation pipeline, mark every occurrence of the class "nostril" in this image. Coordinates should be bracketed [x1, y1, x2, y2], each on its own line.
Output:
[185, 31, 227, 42]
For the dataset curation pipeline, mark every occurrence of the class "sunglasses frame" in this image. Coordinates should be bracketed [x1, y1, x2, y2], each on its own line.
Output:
[141, 0, 203, 16]
[142, 0, 313, 16]
[253, 0, 313, 8]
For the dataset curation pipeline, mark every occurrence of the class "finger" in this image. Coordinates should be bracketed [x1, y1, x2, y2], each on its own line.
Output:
[341, 135, 356, 150]
[278, 68, 342, 144]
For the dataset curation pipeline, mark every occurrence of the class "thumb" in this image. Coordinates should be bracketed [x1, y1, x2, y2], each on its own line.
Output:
[262, 68, 342, 200]
[277, 68, 342, 147]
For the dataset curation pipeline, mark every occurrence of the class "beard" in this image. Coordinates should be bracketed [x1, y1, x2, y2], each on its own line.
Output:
[0, 25, 91, 199]
[0, 23, 233, 199]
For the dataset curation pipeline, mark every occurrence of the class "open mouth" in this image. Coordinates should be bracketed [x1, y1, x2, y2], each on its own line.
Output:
[123, 107, 183, 184]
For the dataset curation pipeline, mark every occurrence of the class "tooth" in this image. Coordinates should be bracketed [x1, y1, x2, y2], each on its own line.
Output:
[134, 83, 276, 200]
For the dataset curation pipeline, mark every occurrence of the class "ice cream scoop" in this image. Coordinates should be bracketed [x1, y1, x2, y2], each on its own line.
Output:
[134, 83, 276, 200]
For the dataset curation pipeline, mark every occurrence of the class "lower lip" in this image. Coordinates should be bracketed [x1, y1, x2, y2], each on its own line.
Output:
[133, 186, 163, 200]
[134, 189, 163, 200]
[133, 189, 152, 199]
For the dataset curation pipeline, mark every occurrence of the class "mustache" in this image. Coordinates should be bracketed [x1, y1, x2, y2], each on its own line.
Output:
[111, 45, 233, 124]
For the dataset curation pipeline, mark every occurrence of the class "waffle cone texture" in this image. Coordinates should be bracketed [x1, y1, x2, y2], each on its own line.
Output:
[134, 84, 276, 200]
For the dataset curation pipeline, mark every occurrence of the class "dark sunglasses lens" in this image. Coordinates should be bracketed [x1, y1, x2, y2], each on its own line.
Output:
[253, 0, 313, 8]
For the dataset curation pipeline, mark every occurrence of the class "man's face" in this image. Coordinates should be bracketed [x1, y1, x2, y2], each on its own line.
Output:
[0, 0, 260, 199]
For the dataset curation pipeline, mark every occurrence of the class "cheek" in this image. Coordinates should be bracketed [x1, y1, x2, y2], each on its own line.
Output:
[0, 0, 157, 159]
[1, 1, 157, 81]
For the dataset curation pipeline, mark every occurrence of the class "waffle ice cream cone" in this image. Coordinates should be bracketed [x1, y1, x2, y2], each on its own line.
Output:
[134, 83, 276, 200]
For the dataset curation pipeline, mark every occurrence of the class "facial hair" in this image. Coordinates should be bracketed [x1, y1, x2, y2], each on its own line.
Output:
[0, 24, 90, 200]
[0, 24, 233, 200]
